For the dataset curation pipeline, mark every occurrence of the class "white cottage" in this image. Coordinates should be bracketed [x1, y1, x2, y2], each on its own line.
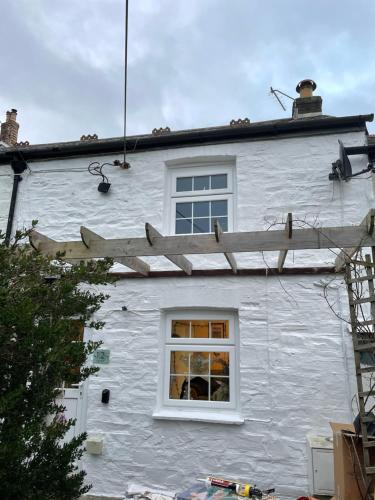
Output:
[1, 80, 375, 499]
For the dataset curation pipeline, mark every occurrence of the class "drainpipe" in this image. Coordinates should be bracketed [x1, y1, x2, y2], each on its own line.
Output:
[5, 159, 28, 246]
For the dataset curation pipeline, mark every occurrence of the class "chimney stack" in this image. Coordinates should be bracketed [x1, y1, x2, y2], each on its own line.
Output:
[0, 109, 19, 146]
[293, 79, 322, 119]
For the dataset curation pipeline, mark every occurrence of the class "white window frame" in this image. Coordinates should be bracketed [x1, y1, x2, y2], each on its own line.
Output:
[153, 309, 243, 424]
[165, 162, 236, 235]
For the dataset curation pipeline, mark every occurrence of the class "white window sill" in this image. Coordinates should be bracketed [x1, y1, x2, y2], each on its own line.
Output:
[152, 409, 244, 425]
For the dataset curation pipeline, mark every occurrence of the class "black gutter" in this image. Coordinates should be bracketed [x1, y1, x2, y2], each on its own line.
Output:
[5, 160, 28, 246]
[0, 114, 373, 165]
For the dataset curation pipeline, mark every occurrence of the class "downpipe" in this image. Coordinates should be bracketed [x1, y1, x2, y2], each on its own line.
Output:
[5, 159, 27, 246]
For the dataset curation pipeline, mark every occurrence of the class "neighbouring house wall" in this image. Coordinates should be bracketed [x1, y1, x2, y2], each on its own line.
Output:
[81, 274, 355, 499]
[0, 165, 13, 234]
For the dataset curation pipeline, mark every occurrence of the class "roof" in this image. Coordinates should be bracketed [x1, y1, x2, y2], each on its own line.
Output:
[0, 113, 373, 165]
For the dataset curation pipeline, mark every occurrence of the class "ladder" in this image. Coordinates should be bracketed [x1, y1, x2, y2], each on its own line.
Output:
[346, 253, 375, 498]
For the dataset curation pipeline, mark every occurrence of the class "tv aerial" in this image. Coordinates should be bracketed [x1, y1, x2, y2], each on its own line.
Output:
[269, 87, 295, 111]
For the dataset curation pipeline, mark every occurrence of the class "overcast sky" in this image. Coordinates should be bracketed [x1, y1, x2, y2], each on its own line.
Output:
[1, 0, 374, 145]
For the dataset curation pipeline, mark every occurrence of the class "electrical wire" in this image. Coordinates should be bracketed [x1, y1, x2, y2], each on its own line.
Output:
[123, 0, 129, 167]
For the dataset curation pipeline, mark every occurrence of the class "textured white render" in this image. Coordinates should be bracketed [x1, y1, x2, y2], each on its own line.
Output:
[0, 128, 374, 498]
[0, 164, 13, 233]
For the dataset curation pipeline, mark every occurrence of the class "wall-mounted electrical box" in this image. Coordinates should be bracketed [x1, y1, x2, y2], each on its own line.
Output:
[306, 435, 334, 496]
[86, 435, 104, 455]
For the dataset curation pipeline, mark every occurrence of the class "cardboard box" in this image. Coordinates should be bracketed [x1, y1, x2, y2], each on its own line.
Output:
[330, 422, 375, 500]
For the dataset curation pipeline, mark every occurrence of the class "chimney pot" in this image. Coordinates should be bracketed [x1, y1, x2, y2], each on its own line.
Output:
[296, 79, 317, 98]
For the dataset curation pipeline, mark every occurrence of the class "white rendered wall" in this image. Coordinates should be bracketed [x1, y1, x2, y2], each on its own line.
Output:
[0, 165, 13, 234]
[0, 129, 372, 498]
[8, 129, 374, 269]
[82, 275, 355, 499]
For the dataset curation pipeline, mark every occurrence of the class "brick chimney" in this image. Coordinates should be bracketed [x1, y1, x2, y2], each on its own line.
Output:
[0, 109, 19, 146]
[292, 80, 322, 119]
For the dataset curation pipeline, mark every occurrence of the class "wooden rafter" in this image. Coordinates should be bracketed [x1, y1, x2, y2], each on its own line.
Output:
[277, 213, 292, 272]
[214, 219, 237, 274]
[145, 223, 192, 275]
[28, 211, 375, 274]
[80, 227, 149, 276]
[335, 209, 375, 271]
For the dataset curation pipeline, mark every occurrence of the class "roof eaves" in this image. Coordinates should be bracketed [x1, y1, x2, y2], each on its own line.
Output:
[0, 113, 373, 165]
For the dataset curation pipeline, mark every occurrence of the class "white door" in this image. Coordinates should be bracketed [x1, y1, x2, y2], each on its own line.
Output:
[56, 383, 86, 443]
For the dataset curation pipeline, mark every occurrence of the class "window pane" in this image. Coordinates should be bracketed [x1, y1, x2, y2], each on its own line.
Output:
[189, 376, 209, 400]
[211, 378, 230, 401]
[211, 217, 227, 232]
[193, 201, 209, 218]
[190, 352, 209, 375]
[194, 175, 210, 191]
[172, 320, 190, 338]
[211, 321, 229, 339]
[170, 351, 190, 374]
[170, 375, 187, 399]
[191, 320, 209, 338]
[210, 352, 230, 375]
[211, 174, 227, 189]
[176, 202, 192, 219]
[193, 218, 210, 233]
[176, 219, 192, 234]
[176, 177, 193, 192]
[211, 200, 228, 216]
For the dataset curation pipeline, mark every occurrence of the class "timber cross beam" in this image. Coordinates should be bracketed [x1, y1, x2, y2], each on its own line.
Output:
[29, 209, 375, 274]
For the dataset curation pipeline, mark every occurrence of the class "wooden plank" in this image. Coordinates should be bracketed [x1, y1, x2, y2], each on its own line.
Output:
[27, 224, 375, 261]
[348, 274, 375, 284]
[145, 223, 192, 275]
[350, 295, 375, 305]
[354, 342, 375, 352]
[29, 230, 56, 251]
[335, 209, 375, 271]
[80, 226, 149, 276]
[214, 219, 237, 274]
[277, 213, 292, 272]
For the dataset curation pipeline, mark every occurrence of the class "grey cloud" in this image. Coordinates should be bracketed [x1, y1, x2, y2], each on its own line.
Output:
[0, 0, 374, 144]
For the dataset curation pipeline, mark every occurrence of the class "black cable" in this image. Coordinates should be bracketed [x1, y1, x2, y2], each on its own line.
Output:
[123, 0, 129, 167]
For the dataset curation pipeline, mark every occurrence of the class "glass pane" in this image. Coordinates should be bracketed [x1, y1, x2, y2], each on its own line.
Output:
[170, 375, 188, 399]
[170, 351, 190, 374]
[189, 376, 209, 400]
[211, 174, 227, 189]
[210, 352, 230, 375]
[176, 202, 192, 219]
[210, 377, 230, 402]
[172, 320, 190, 338]
[176, 177, 192, 192]
[193, 218, 210, 233]
[211, 321, 229, 339]
[190, 352, 209, 375]
[193, 201, 209, 218]
[191, 320, 209, 338]
[211, 200, 228, 216]
[194, 175, 210, 191]
[211, 217, 227, 232]
[176, 219, 192, 234]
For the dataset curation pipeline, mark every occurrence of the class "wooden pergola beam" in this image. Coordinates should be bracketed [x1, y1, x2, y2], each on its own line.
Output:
[335, 209, 375, 271]
[214, 219, 237, 274]
[80, 227, 150, 276]
[28, 211, 375, 264]
[277, 213, 292, 272]
[145, 223, 192, 275]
